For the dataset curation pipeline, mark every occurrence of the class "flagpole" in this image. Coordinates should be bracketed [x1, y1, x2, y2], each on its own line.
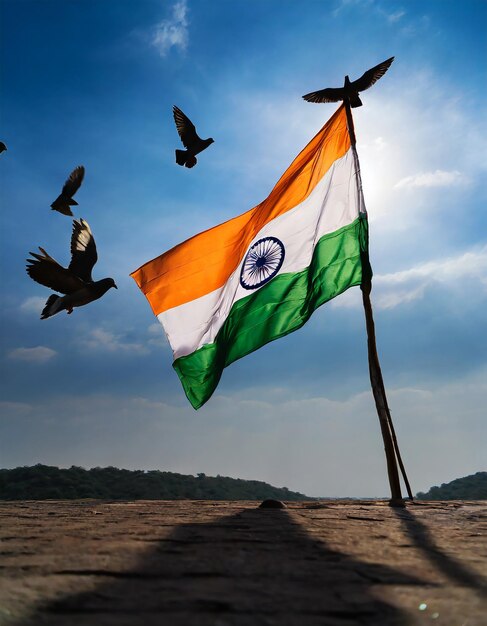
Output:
[344, 101, 413, 506]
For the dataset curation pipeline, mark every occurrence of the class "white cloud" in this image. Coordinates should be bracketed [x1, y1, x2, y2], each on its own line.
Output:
[400, 14, 432, 38]
[372, 283, 427, 310]
[8, 346, 57, 363]
[332, 245, 487, 310]
[372, 136, 387, 151]
[387, 9, 405, 23]
[130, 396, 169, 412]
[382, 246, 487, 281]
[0, 401, 32, 415]
[332, 0, 373, 17]
[82, 328, 149, 355]
[77, 325, 169, 355]
[147, 323, 168, 349]
[333, 0, 405, 25]
[395, 169, 468, 189]
[20, 296, 46, 314]
[148, 323, 162, 336]
[152, 0, 188, 57]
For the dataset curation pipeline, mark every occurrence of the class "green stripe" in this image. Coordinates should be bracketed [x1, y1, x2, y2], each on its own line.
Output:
[173, 216, 369, 409]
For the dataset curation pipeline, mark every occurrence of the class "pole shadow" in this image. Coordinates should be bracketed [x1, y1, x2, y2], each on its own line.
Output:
[18, 506, 429, 626]
[391, 506, 487, 596]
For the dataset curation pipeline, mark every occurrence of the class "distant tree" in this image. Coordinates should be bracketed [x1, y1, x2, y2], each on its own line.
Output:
[0, 465, 310, 501]
[416, 472, 487, 500]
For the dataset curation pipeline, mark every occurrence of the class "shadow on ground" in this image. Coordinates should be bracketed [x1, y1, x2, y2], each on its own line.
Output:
[392, 507, 487, 596]
[16, 506, 431, 626]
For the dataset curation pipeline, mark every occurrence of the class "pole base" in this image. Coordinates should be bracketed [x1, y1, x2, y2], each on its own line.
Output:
[388, 498, 406, 508]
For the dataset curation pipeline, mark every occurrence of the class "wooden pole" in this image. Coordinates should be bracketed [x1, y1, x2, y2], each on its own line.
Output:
[344, 101, 412, 506]
[361, 286, 404, 504]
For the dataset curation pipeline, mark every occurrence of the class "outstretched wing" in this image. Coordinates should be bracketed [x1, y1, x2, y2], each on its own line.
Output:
[62, 165, 85, 198]
[302, 87, 345, 103]
[61, 165, 85, 197]
[26, 248, 84, 294]
[173, 106, 200, 148]
[69, 218, 98, 282]
[352, 57, 394, 92]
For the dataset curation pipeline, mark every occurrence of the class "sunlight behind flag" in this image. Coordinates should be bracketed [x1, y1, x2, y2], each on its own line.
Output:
[131, 105, 368, 409]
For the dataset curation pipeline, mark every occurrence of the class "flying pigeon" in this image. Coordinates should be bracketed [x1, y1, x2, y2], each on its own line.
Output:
[50, 165, 85, 215]
[26, 218, 117, 319]
[0, 142, 7, 153]
[302, 57, 394, 108]
[173, 105, 214, 168]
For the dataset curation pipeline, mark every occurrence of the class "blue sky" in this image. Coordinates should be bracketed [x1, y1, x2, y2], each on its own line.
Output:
[1, 0, 486, 497]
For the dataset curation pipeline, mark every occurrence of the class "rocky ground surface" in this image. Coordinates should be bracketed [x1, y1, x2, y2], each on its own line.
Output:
[0, 500, 486, 626]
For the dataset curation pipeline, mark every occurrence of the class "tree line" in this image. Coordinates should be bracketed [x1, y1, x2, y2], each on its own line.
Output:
[416, 472, 486, 500]
[0, 464, 308, 501]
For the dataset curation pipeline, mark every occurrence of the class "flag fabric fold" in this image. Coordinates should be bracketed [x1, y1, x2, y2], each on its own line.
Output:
[131, 104, 368, 409]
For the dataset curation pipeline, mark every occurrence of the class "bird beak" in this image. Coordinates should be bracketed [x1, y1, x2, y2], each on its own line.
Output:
[114, 283, 118, 289]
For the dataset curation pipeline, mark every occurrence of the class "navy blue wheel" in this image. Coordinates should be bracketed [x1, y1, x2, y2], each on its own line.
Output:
[240, 236, 285, 290]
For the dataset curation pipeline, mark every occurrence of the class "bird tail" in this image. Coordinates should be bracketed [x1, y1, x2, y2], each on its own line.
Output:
[41, 294, 62, 319]
[350, 95, 363, 108]
[175, 150, 198, 168]
[175, 149, 187, 166]
[50, 199, 73, 216]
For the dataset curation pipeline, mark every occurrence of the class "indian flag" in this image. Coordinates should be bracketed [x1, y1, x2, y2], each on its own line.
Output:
[131, 104, 369, 409]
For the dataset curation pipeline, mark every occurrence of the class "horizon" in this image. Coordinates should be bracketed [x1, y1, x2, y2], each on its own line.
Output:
[4, 463, 484, 500]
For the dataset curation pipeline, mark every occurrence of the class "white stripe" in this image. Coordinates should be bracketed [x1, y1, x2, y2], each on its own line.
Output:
[160, 148, 365, 359]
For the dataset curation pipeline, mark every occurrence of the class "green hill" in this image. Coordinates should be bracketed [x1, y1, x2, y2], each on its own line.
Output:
[416, 471, 487, 500]
[0, 464, 309, 501]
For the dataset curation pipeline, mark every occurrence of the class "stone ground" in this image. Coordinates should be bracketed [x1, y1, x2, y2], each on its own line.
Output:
[0, 500, 486, 626]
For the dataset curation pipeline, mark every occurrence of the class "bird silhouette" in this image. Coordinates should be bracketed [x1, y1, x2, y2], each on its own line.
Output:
[302, 57, 394, 108]
[26, 218, 117, 319]
[173, 105, 214, 168]
[0, 142, 7, 154]
[50, 165, 85, 215]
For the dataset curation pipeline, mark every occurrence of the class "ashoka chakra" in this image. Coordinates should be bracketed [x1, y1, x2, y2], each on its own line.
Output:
[240, 237, 285, 290]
